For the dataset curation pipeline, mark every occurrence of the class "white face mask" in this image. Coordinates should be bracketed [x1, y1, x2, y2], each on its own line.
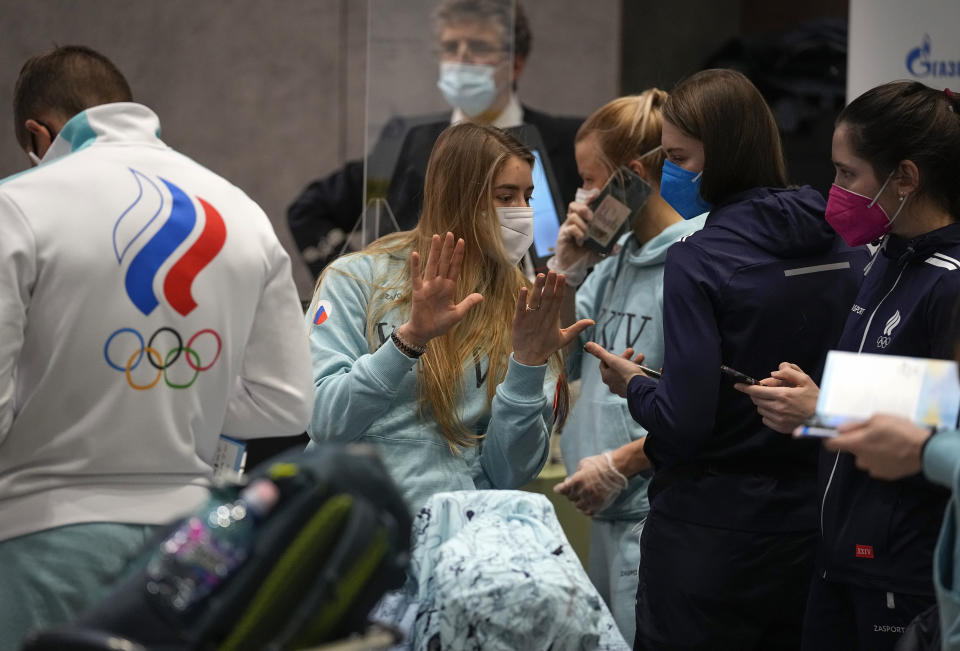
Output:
[27, 151, 42, 167]
[496, 206, 534, 264]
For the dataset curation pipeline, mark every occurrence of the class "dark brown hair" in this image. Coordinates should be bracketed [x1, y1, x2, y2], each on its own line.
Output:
[13, 45, 132, 149]
[838, 81, 960, 220]
[663, 68, 788, 204]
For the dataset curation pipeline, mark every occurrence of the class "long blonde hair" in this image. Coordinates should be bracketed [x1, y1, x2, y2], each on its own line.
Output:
[319, 122, 566, 450]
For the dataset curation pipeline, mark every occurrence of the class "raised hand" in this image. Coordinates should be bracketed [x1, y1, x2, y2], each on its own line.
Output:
[394, 232, 483, 348]
[512, 271, 594, 366]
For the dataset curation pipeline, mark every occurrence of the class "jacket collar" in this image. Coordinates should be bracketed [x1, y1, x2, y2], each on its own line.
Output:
[40, 102, 163, 165]
[882, 222, 960, 265]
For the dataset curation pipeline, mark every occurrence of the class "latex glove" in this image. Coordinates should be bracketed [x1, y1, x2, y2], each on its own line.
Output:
[554, 451, 629, 516]
[549, 199, 604, 285]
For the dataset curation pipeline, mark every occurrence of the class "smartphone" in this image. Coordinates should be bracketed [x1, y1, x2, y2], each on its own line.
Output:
[720, 365, 757, 385]
[584, 166, 653, 254]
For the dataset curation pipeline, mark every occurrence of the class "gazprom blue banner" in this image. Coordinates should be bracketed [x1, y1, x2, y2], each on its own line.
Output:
[848, 0, 960, 101]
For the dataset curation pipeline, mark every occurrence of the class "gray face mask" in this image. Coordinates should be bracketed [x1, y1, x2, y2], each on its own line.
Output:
[437, 62, 498, 116]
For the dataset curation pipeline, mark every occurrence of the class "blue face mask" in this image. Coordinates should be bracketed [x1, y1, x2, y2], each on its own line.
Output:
[437, 62, 498, 116]
[660, 159, 712, 219]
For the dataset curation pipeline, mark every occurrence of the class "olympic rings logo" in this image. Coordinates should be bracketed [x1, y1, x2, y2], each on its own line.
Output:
[104, 327, 222, 390]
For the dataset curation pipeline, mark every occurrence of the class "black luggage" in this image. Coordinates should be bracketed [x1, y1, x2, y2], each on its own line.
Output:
[23, 444, 411, 651]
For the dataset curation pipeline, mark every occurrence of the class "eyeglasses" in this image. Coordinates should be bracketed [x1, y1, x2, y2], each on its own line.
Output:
[438, 38, 506, 63]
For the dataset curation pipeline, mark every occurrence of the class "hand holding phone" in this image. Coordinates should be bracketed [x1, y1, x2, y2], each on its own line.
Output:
[584, 166, 653, 254]
[720, 365, 757, 385]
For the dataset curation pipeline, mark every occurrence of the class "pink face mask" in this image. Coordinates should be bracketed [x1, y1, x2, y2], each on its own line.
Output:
[825, 173, 907, 247]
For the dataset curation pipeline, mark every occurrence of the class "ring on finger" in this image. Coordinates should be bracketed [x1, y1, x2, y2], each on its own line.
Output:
[525, 305, 541, 312]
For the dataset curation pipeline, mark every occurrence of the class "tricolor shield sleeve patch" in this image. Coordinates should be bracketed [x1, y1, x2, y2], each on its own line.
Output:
[313, 300, 332, 326]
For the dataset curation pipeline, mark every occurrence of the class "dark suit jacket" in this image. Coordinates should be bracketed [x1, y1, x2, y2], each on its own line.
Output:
[386, 107, 582, 231]
[287, 106, 582, 277]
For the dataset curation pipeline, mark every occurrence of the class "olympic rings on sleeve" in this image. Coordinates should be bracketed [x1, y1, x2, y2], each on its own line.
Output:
[104, 326, 222, 390]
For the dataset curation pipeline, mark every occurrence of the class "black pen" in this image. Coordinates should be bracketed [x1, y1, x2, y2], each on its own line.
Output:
[583, 344, 660, 379]
[638, 365, 661, 380]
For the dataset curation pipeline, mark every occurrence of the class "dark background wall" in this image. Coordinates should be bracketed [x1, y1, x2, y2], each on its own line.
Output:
[0, 0, 848, 297]
[621, 0, 849, 194]
[0, 0, 619, 299]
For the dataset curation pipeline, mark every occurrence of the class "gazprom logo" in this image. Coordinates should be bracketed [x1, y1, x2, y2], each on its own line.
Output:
[906, 35, 960, 78]
[113, 168, 227, 316]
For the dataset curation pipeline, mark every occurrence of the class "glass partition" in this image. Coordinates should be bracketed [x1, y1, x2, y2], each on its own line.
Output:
[359, 0, 516, 247]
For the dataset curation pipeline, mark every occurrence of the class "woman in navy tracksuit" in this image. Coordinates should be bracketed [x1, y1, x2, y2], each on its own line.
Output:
[740, 82, 960, 651]
[585, 69, 865, 650]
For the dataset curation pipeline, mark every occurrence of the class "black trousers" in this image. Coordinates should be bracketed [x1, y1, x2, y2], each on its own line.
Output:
[634, 510, 816, 651]
[800, 573, 934, 651]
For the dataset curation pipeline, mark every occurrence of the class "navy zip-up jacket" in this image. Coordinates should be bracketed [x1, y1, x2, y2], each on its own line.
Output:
[626, 186, 866, 532]
[818, 223, 960, 596]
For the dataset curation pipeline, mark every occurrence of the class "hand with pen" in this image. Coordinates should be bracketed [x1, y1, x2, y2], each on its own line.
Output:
[583, 342, 658, 398]
[734, 362, 819, 433]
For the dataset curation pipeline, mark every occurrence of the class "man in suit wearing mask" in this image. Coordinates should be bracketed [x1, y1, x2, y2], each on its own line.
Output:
[288, 0, 582, 277]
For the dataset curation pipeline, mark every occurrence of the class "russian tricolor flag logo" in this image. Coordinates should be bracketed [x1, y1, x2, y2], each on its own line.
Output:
[313, 300, 332, 325]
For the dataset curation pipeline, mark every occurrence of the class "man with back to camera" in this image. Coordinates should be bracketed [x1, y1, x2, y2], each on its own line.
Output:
[0, 45, 314, 648]
[287, 0, 582, 277]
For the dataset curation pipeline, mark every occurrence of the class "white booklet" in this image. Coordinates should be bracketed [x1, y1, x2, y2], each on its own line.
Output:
[212, 434, 247, 481]
[799, 351, 960, 436]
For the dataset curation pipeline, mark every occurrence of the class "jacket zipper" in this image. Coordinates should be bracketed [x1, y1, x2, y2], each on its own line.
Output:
[819, 265, 908, 548]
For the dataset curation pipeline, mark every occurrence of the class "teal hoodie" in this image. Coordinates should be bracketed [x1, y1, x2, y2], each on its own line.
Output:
[306, 251, 555, 514]
[562, 215, 706, 521]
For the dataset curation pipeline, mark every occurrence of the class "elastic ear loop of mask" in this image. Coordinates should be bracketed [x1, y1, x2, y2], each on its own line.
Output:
[867, 171, 908, 227]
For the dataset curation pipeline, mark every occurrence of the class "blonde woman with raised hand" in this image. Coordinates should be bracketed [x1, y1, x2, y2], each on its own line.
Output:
[305, 122, 593, 514]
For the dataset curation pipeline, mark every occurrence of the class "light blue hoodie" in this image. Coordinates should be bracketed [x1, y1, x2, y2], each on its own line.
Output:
[562, 215, 706, 521]
[306, 250, 555, 514]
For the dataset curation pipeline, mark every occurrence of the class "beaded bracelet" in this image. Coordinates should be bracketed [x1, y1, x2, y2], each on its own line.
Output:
[391, 330, 427, 359]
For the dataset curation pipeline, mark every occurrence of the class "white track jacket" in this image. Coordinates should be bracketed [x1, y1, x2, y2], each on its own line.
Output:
[0, 103, 313, 541]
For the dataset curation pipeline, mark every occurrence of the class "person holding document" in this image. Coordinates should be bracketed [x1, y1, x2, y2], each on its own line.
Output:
[738, 82, 960, 651]
[583, 69, 863, 650]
